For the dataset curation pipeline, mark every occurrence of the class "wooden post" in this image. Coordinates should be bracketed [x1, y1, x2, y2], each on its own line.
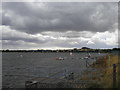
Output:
[71, 72, 74, 80]
[108, 55, 110, 66]
[86, 60, 87, 67]
[113, 64, 116, 88]
[35, 82, 38, 88]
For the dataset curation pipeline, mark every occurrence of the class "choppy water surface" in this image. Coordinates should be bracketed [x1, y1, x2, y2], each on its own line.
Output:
[2, 52, 106, 88]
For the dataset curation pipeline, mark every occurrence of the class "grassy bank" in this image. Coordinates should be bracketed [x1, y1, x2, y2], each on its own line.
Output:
[79, 54, 120, 88]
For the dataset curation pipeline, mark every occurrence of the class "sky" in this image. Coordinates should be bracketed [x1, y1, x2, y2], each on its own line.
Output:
[1, 2, 119, 50]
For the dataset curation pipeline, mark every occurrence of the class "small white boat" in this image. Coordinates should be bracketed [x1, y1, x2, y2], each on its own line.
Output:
[84, 57, 89, 59]
[83, 53, 91, 59]
[56, 57, 64, 60]
[88, 53, 91, 57]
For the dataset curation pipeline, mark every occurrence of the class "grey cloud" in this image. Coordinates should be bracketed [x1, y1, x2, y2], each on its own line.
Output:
[2, 40, 39, 49]
[41, 31, 95, 38]
[2, 26, 47, 45]
[2, 24, 118, 49]
[2, 2, 117, 34]
[2, 36, 43, 43]
[2, 2, 118, 49]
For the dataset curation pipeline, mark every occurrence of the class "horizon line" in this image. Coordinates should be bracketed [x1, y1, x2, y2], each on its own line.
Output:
[1, 47, 119, 50]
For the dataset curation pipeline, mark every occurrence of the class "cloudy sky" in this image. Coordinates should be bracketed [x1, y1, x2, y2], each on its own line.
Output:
[1, 2, 118, 49]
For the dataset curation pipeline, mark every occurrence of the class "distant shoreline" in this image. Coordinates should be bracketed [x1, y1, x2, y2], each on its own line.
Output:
[1, 48, 119, 53]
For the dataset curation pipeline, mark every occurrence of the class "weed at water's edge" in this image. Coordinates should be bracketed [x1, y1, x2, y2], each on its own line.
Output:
[79, 55, 120, 88]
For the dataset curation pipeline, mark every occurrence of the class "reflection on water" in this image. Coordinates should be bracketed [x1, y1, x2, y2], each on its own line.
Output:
[2, 52, 105, 88]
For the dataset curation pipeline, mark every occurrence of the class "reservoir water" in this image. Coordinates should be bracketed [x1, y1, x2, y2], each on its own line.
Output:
[2, 52, 106, 88]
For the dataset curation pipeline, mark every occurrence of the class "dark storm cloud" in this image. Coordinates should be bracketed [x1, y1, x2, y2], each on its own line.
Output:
[2, 2, 117, 34]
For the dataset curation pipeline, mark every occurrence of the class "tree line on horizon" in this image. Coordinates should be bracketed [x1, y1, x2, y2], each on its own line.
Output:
[1, 47, 120, 53]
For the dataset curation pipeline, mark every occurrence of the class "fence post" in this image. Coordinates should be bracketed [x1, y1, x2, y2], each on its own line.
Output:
[86, 60, 87, 67]
[108, 55, 110, 66]
[113, 64, 116, 88]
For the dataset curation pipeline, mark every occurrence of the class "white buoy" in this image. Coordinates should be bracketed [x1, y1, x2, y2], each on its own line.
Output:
[98, 52, 101, 55]
[20, 55, 23, 58]
[70, 52, 73, 56]
[56, 57, 64, 60]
